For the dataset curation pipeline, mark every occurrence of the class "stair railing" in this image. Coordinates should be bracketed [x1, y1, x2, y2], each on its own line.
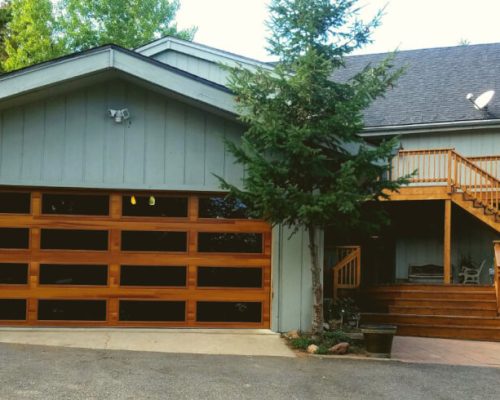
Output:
[392, 149, 500, 216]
[493, 241, 500, 314]
[469, 155, 500, 179]
[332, 246, 361, 300]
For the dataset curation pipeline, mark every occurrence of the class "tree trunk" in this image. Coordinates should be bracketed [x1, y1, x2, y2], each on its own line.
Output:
[308, 225, 323, 335]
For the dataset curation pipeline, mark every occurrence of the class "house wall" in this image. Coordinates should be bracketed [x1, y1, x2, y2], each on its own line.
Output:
[0, 78, 317, 332]
[153, 51, 230, 87]
[395, 203, 498, 283]
[399, 129, 500, 156]
[0, 79, 244, 192]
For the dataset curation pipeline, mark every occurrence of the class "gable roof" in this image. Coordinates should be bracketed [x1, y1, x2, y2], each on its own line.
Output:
[335, 43, 500, 135]
[0, 44, 236, 115]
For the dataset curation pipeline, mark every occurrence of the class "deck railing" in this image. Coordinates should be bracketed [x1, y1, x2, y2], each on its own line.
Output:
[392, 149, 500, 215]
[469, 155, 500, 179]
[332, 246, 361, 300]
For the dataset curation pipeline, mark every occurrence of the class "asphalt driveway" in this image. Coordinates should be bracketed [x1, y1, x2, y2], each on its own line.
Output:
[0, 343, 498, 400]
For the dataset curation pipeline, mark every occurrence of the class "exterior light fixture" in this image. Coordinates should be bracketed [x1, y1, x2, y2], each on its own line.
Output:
[130, 195, 137, 205]
[108, 108, 130, 124]
[149, 196, 156, 206]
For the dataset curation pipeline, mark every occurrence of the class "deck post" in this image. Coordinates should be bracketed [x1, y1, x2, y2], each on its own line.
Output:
[443, 199, 452, 284]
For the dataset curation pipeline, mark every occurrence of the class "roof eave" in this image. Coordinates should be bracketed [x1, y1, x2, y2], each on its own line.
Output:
[360, 118, 500, 137]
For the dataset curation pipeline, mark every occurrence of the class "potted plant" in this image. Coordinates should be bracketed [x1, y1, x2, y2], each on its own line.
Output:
[361, 324, 397, 358]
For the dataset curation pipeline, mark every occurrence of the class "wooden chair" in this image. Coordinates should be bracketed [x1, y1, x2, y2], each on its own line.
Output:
[459, 260, 485, 284]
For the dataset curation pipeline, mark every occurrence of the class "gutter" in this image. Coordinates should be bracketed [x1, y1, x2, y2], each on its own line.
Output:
[360, 118, 500, 137]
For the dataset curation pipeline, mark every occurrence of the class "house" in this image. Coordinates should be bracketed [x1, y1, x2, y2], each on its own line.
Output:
[0, 37, 499, 340]
[329, 43, 500, 340]
[0, 37, 320, 332]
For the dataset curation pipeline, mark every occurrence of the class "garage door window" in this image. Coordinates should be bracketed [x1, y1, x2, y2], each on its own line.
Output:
[197, 267, 262, 288]
[121, 231, 187, 252]
[39, 264, 108, 286]
[122, 196, 187, 217]
[38, 300, 107, 321]
[0, 192, 30, 214]
[120, 265, 186, 287]
[198, 196, 249, 219]
[42, 193, 109, 216]
[0, 228, 29, 249]
[119, 300, 185, 322]
[0, 299, 26, 320]
[198, 233, 262, 253]
[197, 301, 261, 323]
[41, 229, 108, 250]
[0, 263, 28, 284]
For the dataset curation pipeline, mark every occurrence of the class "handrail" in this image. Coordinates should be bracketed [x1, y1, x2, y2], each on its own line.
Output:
[392, 148, 500, 215]
[332, 246, 361, 299]
[493, 241, 500, 314]
[469, 155, 500, 179]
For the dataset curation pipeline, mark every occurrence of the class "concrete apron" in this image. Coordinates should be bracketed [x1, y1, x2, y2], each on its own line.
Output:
[0, 328, 295, 358]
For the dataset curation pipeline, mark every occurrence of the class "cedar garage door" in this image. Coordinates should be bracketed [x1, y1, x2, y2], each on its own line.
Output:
[0, 190, 271, 328]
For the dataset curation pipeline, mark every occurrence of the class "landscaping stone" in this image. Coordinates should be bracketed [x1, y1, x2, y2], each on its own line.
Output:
[307, 344, 319, 354]
[329, 342, 350, 355]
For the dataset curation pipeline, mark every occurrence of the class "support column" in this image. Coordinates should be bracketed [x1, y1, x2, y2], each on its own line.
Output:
[443, 199, 452, 284]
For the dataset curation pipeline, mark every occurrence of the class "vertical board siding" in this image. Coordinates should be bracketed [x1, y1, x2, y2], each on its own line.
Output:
[0, 79, 243, 191]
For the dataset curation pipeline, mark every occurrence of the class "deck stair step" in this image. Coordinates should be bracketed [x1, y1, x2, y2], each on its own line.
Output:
[360, 285, 500, 340]
[388, 306, 498, 317]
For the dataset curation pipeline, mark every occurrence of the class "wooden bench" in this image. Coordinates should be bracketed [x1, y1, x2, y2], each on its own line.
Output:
[408, 264, 444, 283]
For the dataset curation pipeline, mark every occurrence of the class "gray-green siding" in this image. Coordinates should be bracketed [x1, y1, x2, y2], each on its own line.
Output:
[0, 79, 243, 191]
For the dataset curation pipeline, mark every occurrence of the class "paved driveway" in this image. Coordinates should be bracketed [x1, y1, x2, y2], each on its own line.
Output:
[0, 343, 498, 400]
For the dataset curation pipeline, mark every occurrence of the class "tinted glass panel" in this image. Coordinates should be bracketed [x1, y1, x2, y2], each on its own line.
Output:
[119, 301, 185, 322]
[121, 231, 186, 252]
[0, 192, 30, 214]
[198, 197, 250, 219]
[198, 233, 262, 253]
[42, 193, 109, 215]
[41, 229, 108, 250]
[122, 196, 187, 217]
[39, 264, 108, 285]
[120, 266, 186, 286]
[0, 228, 29, 249]
[38, 300, 106, 321]
[197, 267, 262, 288]
[0, 263, 28, 284]
[0, 299, 26, 320]
[197, 302, 261, 323]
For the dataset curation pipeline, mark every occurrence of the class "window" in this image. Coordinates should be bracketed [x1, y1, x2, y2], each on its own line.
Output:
[198, 196, 250, 219]
[121, 231, 187, 252]
[0, 228, 29, 249]
[0, 192, 30, 214]
[39, 264, 108, 286]
[120, 266, 186, 287]
[41, 229, 108, 251]
[38, 300, 107, 321]
[122, 196, 187, 217]
[0, 263, 28, 284]
[196, 302, 261, 323]
[197, 267, 262, 288]
[198, 233, 262, 253]
[0, 299, 26, 320]
[42, 193, 109, 216]
[119, 301, 185, 322]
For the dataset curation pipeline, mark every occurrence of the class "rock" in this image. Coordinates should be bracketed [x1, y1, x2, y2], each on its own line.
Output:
[323, 322, 330, 331]
[307, 344, 319, 354]
[285, 329, 300, 339]
[329, 342, 350, 355]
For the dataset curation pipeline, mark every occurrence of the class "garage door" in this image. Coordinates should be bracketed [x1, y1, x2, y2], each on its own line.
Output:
[0, 190, 271, 328]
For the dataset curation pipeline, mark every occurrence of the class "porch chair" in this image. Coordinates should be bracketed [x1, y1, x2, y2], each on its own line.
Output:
[459, 260, 485, 284]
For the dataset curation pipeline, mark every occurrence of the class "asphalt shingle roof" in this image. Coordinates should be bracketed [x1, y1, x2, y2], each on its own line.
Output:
[335, 43, 500, 129]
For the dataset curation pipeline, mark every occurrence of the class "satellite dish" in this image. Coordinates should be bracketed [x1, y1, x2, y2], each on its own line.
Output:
[466, 90, 495, 110]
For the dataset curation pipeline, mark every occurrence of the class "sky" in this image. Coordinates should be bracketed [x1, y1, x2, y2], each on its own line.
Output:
[176, 0, 500, 60]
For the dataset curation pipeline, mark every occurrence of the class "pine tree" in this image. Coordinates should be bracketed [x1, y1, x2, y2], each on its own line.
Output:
[219, 0, 405, 334]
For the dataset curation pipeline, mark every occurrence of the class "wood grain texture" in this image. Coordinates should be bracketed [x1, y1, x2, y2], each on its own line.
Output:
[0, 188, 271, 328]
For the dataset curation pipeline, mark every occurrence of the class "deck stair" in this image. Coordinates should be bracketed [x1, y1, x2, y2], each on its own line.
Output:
[361, 284, 500, 341]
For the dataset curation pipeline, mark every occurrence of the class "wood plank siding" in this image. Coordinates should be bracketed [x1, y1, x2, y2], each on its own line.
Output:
[0, 79, 244, 192]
